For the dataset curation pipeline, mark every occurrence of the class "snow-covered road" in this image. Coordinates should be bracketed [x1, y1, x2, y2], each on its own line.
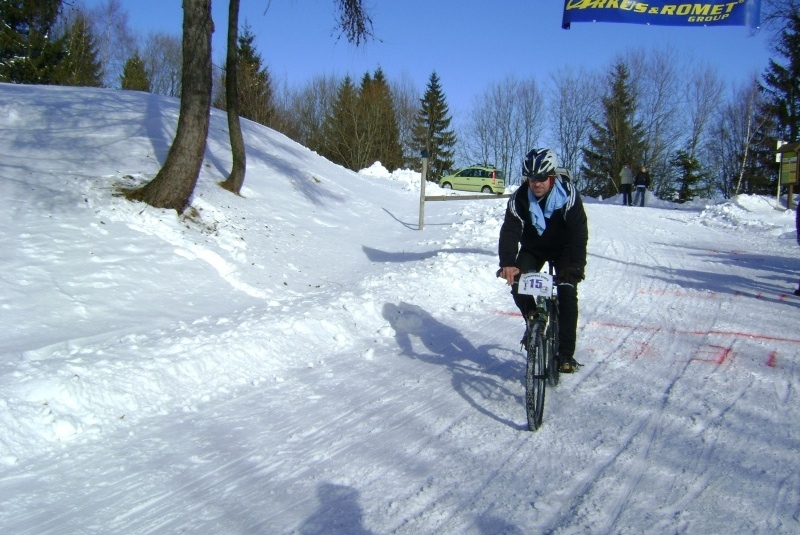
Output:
[1, 84, 798, 534]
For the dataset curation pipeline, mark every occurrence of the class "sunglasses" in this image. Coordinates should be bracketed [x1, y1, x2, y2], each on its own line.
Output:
[530, 173, 554, 183]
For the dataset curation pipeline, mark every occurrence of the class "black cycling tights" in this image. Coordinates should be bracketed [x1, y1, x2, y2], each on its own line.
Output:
[510, 251, 579, 359]
[512, 282, 578, 359]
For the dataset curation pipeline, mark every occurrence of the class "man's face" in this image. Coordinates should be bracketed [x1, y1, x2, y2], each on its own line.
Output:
[528, 176, 553, 199]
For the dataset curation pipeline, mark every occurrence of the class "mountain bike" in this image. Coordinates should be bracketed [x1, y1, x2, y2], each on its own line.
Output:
[517, 265, 561, 431]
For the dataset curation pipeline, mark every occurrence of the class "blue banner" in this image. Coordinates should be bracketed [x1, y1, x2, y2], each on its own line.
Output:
[562, 0, 761, 29]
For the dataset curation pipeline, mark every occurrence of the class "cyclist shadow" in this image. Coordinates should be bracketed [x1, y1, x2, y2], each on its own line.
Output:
[383, 302, 527, 430]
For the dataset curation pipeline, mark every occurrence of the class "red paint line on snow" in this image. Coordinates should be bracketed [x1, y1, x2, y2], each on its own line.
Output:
[766, 351, 778, 367]
[638, 285, 790, 301]
[590, 320, 800, 344]
[495, 310, 522, 317]
[714, 345, 733, 365]
[637, 288, 717, 298]
[506, 318, 791, 368]
[592, 320, 662, 332]
[690, 344, 733, 365]
[630, 341, 652, 360]
[705, 329, 800, 343]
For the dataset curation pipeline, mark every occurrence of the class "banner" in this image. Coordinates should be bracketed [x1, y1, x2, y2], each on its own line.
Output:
[562, 0, 761, 29]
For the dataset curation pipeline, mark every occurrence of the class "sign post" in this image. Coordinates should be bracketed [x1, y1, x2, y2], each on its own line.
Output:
[419, 150, 429, 231]
[777, 142, 799, 210]
[777, 140, 786, 208]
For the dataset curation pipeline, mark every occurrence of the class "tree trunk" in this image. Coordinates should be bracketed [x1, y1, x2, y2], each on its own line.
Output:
[220, 0, 246, 195]
[127, 0, 213, 213]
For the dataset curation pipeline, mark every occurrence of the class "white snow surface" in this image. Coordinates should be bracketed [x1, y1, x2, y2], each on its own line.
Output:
[1, 83, 799, 534]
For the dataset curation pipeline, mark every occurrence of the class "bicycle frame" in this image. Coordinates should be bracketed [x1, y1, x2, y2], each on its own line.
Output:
[517, 267, 560, 430]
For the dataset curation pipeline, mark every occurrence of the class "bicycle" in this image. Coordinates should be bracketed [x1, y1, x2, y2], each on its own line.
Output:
[517, 265, 561, 431]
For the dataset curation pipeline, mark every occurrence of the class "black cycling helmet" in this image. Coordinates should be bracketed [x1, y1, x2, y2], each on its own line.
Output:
[522, 148, 558, 178]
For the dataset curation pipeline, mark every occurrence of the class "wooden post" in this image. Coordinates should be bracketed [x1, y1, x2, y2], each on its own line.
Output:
[419, 151, 429, 230]
[777, 140, 785, 209]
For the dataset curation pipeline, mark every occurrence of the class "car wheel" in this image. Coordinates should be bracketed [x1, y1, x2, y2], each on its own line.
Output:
[442, 182, 452, 189]
[481, 186, 492, 193]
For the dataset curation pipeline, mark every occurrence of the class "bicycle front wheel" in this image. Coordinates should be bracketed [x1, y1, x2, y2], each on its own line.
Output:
[546, 299, 560, 387]
[525, 325, 546, 431]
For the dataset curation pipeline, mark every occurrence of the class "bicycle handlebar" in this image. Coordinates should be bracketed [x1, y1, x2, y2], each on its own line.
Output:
[496, 267, 574, 288]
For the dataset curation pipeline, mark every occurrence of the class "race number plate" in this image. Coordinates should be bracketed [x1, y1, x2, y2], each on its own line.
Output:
[518, 272, 553, 297]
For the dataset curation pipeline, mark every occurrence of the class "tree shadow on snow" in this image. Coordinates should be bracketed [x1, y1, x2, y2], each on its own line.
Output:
[592, 246, 800, 306]
[659, 244, 800, 305]
[297, 483, 375, 535]
[380, 207, 459, 230]
[476, 514, 526, 535]
[383, 302, 527, 430]
[363, 245, 494, 264]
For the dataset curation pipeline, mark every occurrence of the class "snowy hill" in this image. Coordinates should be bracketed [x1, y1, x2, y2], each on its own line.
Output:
[1, 83, 799, 534]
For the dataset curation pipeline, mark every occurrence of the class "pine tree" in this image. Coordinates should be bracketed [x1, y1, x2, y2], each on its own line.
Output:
[56, 13, 102, 87]
[761, 8, 800, 143]
[214, 23, 274, 127]
[0, 0, 66, 84]
[358, 68, 403, 171]
[670, 149, 706, 203]
[322, 75, 359, 169]
[581, 62, 645, 198]
[412, 71, 456, 180]
[121, 53, 151, 92]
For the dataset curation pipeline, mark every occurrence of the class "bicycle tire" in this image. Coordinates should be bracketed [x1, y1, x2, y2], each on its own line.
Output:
[525, 324, 546, 431]
[546, 299, 560, 387]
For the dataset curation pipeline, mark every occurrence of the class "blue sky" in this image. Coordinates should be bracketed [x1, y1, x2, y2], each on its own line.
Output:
[84, 1, 772, 117]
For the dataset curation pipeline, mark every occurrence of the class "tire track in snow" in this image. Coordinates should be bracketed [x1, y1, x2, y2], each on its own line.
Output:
[535, 321, 692, 533]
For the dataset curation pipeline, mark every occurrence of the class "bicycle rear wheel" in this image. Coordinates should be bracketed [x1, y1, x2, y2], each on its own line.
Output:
[525, 324, 546, 431]
[546, 299, 560, 387]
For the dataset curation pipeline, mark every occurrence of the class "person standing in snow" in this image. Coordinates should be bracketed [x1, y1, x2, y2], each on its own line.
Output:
[633, 165, 650, 207]
[619, 163, 634, 206]
[498, 148, 589, 373]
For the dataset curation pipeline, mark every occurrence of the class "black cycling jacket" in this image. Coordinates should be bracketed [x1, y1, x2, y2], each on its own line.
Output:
[498, 177, 588, 273]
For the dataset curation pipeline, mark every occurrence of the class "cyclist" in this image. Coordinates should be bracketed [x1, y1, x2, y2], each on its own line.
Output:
[498, 148, 589, 373]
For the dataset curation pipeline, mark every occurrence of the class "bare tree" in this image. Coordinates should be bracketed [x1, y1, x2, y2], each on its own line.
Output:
[128, 0, 373, 213]
[734, 78, 769, 195]
[334, 0, 373, 45]
[390, 73, 420, 166]
[125, 0, 213, 213]
[220, 0, 245, 194]
[87, 0, 136, 88]
[627, 47, 683, 196]
[282, 74, 341, 151]
[547, 67, 602, 188]
[517, 78, 547, 164]
[220, 0, 373, 196]
[762, 0, 800, 28]
[460, 98, 494, 171]
[707, 77, 765, 198]
[683, 65, 724, 159]
[461, 76, 545, 184]
[142, 32, 182, 97]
